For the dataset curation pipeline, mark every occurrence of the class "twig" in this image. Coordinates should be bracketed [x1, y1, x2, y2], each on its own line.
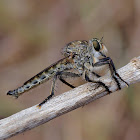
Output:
[0, 56, 140, 140]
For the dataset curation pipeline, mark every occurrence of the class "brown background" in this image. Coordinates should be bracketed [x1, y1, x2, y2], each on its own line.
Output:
[0, 0, 140, 140]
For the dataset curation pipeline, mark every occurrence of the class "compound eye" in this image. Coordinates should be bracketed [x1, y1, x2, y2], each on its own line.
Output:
[93, 40, 100, 51]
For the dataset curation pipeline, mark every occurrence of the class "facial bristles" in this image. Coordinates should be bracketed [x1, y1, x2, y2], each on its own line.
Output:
[100, 44, 108, 56]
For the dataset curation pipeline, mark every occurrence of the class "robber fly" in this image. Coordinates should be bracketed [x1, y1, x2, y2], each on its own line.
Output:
[7, 38, 129, 108]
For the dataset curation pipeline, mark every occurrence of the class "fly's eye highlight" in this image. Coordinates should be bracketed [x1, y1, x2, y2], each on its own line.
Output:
[93, 40, 100, 51]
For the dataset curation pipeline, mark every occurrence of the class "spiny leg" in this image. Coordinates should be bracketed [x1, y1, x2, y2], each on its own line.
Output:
[93, 57, 129, 89]
[106, 58, 121, 89]
[37, 74, 57, 108]
[112, 74, 121, 90]
[93, 58, 122, 89]
[92, 71, 101, 78]
[85, 72, 111, 94]
[107, 57, 129, 88]
[59, 78, 75, 88]
[59, 72, 81, 88]
[37, 72, 80, 108]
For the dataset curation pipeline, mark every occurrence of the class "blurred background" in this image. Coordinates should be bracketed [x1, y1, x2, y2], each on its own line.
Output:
[0, 0, 140, 140]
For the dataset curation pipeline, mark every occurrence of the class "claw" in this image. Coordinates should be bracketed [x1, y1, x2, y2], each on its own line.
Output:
[36, 105, 41, 109]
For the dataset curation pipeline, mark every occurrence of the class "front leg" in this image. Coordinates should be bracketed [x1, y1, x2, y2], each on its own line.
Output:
[93, 57, 129, 89]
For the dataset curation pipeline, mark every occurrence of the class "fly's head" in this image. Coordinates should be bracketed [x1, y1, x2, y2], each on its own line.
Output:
[88, 38, 108, 59]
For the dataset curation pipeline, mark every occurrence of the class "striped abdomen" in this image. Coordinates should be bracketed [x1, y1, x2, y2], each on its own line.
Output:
[7, 57, 73, 98]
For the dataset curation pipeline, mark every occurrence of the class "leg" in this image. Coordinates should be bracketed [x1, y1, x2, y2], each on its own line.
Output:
[92, 71, 101, 78]
[37, 74, 57, 108]
[105, 58, 128, 87]
[85, 71, 111, 93]
[59, 78, 75, 88]
[37, 72, 80, 108]
[58, 72, 81, 88]
[93, 57, 129, 89]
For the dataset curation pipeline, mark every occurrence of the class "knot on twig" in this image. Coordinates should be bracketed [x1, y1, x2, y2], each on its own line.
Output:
[131, 57, 140, 69]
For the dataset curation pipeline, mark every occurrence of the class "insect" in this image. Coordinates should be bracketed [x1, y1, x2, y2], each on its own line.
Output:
[7, 38, 129, 108]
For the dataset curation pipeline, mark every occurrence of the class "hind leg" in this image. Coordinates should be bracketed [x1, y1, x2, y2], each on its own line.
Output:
[37, 72, 80, 108]
[37, 74, 57, 108]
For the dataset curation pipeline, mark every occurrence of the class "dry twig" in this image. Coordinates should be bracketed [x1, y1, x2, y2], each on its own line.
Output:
[0, 56, 140, 140]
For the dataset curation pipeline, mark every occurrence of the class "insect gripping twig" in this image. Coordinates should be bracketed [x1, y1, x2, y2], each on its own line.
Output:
[0, 56, 140, 139]
[7, 38, 128, 107]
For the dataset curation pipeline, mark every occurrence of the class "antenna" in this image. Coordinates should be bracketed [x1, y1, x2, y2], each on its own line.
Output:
[100, 36, 104, 42]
